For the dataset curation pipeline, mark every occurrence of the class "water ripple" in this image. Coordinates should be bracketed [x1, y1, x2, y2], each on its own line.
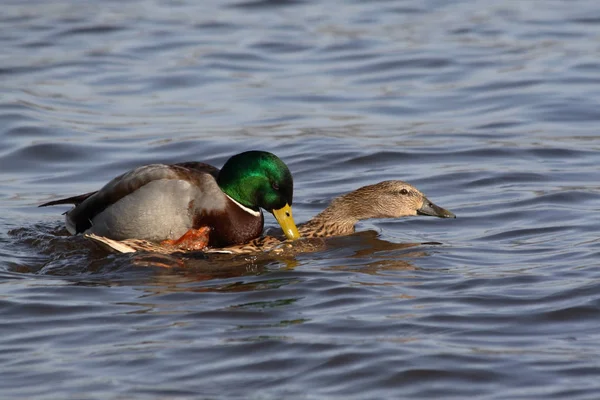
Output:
[2, 0, 600, 398]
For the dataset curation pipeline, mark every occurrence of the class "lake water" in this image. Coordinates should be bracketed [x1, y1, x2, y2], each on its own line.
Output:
[2, 0, 600, 398]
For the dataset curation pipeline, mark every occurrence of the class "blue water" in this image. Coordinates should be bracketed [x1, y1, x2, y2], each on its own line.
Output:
[2, 0, 600, 398]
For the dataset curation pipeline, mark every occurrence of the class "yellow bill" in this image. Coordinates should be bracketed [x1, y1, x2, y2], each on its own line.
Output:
[272, 203, 301, 240]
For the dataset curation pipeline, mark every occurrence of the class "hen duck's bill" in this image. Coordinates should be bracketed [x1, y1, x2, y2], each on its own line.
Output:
[417, 198, 456, 218]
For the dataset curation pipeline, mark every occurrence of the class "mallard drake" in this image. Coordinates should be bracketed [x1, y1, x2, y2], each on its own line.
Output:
[85, 180, 455, 255]
[40, 151, 300, 248]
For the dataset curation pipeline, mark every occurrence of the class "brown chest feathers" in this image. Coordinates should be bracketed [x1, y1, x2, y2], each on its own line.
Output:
[192, 199, 264, 248]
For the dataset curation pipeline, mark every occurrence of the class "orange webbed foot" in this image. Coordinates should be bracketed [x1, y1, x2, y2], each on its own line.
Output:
[161, 226, 211, 251]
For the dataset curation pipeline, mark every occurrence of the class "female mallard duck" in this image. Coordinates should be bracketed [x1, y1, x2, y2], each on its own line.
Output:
[40, 151, 300, 249]
[85, 180, 455, 255]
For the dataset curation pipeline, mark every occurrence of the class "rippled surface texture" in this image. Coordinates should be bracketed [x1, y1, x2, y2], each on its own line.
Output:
[3, 0, 600, 398]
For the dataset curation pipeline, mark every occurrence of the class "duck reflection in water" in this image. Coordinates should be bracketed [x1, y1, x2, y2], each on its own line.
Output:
[135, 231, 439, 289]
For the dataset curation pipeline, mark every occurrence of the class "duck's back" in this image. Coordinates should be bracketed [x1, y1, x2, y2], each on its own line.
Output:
[66, 163, 224, 242]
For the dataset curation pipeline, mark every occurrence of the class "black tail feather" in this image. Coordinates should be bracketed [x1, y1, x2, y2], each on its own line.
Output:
[38, 191, 97, 207]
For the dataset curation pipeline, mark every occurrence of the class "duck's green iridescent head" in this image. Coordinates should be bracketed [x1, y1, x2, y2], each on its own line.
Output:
[218, 150, 300, 241]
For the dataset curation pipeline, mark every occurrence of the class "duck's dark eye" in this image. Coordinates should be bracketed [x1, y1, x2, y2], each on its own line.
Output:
[400, 188, 409, 195]
[271, 182, 280, 191]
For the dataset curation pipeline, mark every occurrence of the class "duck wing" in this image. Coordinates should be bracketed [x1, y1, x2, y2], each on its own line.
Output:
[172, 162, 219, 179]
[42, 163, 220, 234]
[39, 191, 98, 207]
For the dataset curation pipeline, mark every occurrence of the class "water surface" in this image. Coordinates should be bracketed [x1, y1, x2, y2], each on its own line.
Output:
[2, 0, 600, 398]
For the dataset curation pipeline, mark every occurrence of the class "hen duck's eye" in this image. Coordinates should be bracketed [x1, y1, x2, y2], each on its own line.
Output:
[271, 182, 280, 191]
[400, 188, 409, 195]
